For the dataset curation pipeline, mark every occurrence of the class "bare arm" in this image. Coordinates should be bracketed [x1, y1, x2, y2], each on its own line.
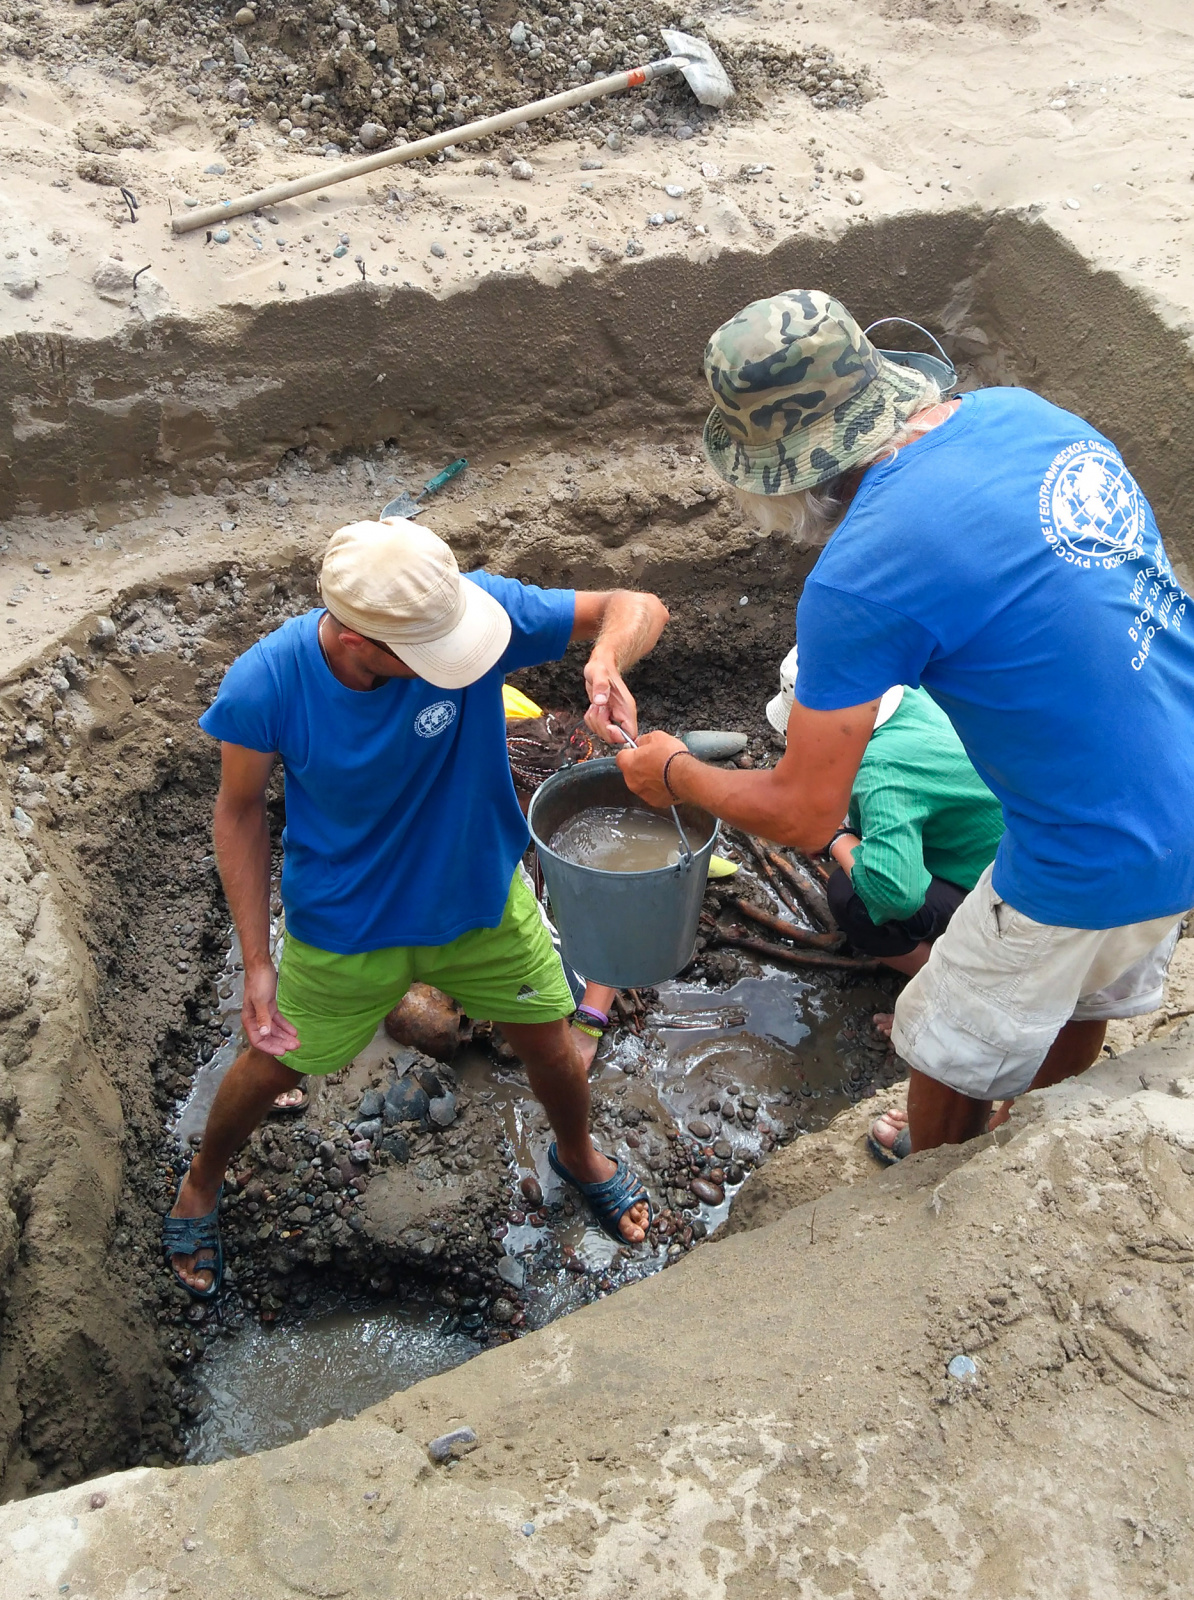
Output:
[617, 699, 876, 853]
[213, 742, 299, 1056]
[571, 588, 670, 742]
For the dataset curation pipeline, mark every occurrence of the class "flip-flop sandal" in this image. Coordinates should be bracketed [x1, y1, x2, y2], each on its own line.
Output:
[162, 1185, 224, 1301]
[270, 1088, 309, 1114]
[548, 1142, 653, 1243]
[867, 1120, 911, 1166]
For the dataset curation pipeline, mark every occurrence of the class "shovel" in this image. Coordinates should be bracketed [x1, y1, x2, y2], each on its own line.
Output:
[380, 456, 467, 521]
[173, 30, 733, 236]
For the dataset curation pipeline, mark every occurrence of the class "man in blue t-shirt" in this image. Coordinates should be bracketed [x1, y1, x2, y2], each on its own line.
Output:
[619, 290, 1194, 1159]
[164, 518, 670, 1297]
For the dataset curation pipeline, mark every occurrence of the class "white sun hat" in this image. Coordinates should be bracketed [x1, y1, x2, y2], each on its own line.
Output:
[766, 644, 904, 739]
[318, 518, 511, 690]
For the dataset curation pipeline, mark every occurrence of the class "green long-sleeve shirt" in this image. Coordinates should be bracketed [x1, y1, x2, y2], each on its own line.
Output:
[846, 687, 1005, 927]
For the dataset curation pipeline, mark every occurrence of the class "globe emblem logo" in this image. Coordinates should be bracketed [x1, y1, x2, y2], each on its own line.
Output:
[414, 699, 458, 739]
[1047, 446, 1144, 563]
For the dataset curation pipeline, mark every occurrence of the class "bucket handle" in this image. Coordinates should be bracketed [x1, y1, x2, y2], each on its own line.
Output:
[611, 726, 694, 870]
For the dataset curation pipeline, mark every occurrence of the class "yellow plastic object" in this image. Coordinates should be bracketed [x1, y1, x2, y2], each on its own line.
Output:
[707, 855, 739, 879]
[503, 684, 544, 721]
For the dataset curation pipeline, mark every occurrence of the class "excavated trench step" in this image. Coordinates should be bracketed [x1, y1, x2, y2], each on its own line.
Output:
[1, 210, 1193, 1497]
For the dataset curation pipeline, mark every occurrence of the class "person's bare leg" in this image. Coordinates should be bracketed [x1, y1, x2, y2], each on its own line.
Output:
[987, 1019, 1107, 1131]
[572, 982, 616, 1071]
[881, 941, 933, 979]
[906, 1066, 990, 1153]
[502, 1017, 648, 1244]
[169, 1046, 302, 1291]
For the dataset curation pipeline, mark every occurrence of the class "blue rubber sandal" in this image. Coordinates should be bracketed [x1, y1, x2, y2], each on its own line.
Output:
[162, 1185, 224, 1300]
[548, 1143, 653, 1243]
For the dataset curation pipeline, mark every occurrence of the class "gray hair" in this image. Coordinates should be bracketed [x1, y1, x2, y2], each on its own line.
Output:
[734, 380, 945, 545]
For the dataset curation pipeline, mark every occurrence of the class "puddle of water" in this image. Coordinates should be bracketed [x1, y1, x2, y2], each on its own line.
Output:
[186, 1295, 477, 1464]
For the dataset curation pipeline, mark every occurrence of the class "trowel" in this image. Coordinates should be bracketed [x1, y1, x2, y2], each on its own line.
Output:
[380, 457, 467, 522]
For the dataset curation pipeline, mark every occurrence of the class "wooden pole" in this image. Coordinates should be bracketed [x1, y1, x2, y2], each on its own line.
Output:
[173, 63, 667, 236]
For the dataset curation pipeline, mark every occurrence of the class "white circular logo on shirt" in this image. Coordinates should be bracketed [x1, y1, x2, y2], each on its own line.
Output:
[414, 699, 458, 739]
[1039, 442, 1145, 569]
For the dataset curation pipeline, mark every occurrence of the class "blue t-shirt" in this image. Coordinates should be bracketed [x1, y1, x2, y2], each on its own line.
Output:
[795, 386, 1194, 930]
[198, 572, 575, 953]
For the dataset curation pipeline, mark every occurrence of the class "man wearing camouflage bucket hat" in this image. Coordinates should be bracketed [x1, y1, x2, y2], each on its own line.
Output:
[619, 289, 1194, 1160]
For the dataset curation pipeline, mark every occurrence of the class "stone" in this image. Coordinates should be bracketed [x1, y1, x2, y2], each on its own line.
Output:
[497, 1256, 525, 1289]
[92, 259, 133, 303]
[427, 1426, 478, 1464]
[234, 6, 256, 22]
[510, 159, 534, 181]
[491, 1297, 516, 1324]
[384, 1078, 429, 1124]
[520, 1174, 543, 1208]
[663, 210, 677, 224]
[88, 1492, 107, 1510]
[428, 1092, 457, 1128]
[204, 162, 227, 175]
[948, 1354, 979, 1382]
[232, 38, 251, 65]
[690, 1177, 725, 1207]
[357, 1089, 385, 1121]
[665, 184, 684, 198]
[354, 1118, 381, 1142]
[674, 124, 695, 140]
[381, 1132, 410, 1163]
[429, 242, 446, 258]
[648, 212, 664, 226]
[625, 238, 644, 256]
[579, 158, 603, 171]
[509, 20, 527, 45]
[845, 189, 863, 206]
[681, 730, 749, 760]
[687, 1119, 713, 1140]
[358, 122, 388, 150]
[606, 129, 622, 150]
[213, 229, 231, 245]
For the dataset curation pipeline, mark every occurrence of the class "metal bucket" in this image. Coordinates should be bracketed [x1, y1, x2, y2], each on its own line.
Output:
[528, 757, 719, 988]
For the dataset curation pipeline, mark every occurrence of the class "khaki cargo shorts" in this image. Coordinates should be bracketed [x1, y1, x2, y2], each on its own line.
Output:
[891, 865, 1184, 1101]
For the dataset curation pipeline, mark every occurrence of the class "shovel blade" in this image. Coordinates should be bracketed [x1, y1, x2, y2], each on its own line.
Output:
[380, 492, 420, 520]
[660, 28, 734, 108]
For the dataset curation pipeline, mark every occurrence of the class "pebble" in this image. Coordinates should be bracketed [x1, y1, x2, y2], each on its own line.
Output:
[579, 158, 603, 171]
[382, 1132, 410, 1162]
[630, 112, 647, 131]
[183, 196, 198, 207]
[354, 1118, 381, 1142]
[213, 229, 231, 245]
[234, 5, 255, 22]
[690, 1177, 724, 1207]
[648, 212, 665, 226]
[491, 1297, 516, 1324]
[712, 1138, 733, 1160]
[605, 129, 622, 150]
[664, 184, 684, 199]
[428, 1091, 457, 1128]
[358, 1089, 385, 1121]
[427, 1426, 478, 1464]
[687, 1118, 713, 1140]
[663, 210, 677, 224]
[497, 1255, 526, 1289]
[625, 238, 644, 256]
[845, 190, 863, 206]
[429, 242, 446, 258]
[359, 122, 388, 149]
[510, 159, 534, 181]
[519, 1173, 543, 1208]
[700, 161, 719, 179]
[88, 1493, 107, 1510]
[522, 1522, 535, 1537]
[948, 1354, 979, 1381]
[204, 162, 226, 175]
[674, 124, 694, 140]
[232, 38, 250, 65]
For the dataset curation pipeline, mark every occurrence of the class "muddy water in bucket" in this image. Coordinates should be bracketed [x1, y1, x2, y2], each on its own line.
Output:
[550, 805, 685, 872]
[529, 758, 718, 988]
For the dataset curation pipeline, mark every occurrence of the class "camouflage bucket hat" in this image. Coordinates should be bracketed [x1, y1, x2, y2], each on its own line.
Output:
[702, 290, 936, 495]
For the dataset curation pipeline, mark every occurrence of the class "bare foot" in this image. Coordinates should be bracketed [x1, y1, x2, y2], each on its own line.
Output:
[869, 1105, 907, 1155]
[272, 1084, 308, 1111]
[167, 1167, 221, 1294]
[872, 1012, 894, 1041]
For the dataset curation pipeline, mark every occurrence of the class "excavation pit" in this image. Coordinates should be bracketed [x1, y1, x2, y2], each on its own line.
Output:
[3, 210, 1194, 1499]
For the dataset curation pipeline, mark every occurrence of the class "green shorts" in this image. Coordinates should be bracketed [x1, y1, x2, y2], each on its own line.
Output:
[275, 871, 575, 1076]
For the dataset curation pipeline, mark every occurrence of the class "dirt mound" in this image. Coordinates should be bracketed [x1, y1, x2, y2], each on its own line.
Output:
[69, 0, 873, 163]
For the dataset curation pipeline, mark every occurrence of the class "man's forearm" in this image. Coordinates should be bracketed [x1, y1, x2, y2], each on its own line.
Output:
[213, 794, 273, 971]
[665, 753, 842, 853]
[591, 590, 669, 673]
